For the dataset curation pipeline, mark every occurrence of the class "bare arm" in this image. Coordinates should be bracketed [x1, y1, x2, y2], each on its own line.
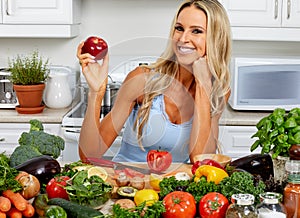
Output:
[77, 41, 148, 160]
[189, 57, 230, 163]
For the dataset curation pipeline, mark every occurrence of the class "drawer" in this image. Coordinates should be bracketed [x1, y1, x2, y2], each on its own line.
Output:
[219, 125, 261, 159]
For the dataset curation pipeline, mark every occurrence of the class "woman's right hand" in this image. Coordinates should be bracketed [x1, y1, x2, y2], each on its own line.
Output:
[77, 41, 109, 92]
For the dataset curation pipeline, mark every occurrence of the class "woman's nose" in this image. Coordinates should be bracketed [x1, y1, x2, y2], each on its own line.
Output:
[179, 31, 190, 42]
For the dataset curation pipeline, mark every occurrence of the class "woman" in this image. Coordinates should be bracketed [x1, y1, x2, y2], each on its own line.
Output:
[77, 0, 231, 163]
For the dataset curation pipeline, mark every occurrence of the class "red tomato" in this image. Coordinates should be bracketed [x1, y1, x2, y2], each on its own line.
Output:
[46, 176, 70, 200]
[199, 192, 229, 218]
[147, 150, 172, 172]
[162, 191, 196, 218]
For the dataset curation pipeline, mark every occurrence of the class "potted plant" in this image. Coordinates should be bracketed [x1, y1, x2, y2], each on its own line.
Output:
[250, 107, 300, 184]
[8, 50, 50, 114]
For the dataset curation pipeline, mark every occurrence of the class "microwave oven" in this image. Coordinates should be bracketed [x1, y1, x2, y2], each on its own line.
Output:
[229, 57, 300, 111]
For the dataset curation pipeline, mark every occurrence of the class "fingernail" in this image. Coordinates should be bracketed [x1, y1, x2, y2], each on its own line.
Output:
[89, 60, 96, 63]
[90, 56, 96, 59]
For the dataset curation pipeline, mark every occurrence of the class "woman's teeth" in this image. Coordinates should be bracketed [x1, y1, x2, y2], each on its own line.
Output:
[178, 46, 194, 54]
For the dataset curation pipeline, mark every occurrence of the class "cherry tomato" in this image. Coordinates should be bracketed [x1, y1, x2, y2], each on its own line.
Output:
[162, 191, 196, 218]
[46, 176, 70, 200]
[199, 192, 229, 218]
[147, 150, 172, 172]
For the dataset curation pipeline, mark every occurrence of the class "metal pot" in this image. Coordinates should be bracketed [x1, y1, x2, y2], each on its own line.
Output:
[102, 82, 121, 116]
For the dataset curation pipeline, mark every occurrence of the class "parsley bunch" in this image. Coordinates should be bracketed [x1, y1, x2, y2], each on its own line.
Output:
[111, 201, 165, 218]
[219, 171, 266, 204]
[0, 153, 22, 193]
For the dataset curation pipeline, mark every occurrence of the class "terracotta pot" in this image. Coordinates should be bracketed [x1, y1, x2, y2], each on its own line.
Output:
[13, 83, 45, 108]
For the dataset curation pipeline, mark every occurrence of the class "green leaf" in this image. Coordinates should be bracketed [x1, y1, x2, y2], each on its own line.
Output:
[273, 108, 286, 116]
[284, 117, 297, 128]
[250, 140, 260, 152]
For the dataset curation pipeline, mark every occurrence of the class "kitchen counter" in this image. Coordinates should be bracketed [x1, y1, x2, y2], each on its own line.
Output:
[0, 106, 73, 123]
[220, 105, 272, 126]
[0, 103, 272, 125]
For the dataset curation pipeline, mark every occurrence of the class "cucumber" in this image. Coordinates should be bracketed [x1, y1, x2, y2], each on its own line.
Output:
[45, 205, 67, 218]
[48, 198, 105, 218]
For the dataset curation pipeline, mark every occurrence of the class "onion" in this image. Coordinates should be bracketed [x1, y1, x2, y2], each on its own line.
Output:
[16, 171, 40, 199]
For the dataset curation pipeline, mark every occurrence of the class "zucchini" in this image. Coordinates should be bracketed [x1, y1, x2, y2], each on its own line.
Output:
[47, 198, 104, 218]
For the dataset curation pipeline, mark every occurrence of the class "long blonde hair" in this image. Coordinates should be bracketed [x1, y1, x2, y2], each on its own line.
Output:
[134, 0, 232, 149]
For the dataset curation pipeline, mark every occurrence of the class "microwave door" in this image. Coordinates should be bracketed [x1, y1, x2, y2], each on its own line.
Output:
[236, 64, 300, 111]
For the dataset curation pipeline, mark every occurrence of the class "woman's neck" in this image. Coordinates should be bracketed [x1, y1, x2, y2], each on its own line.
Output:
[176, 65, 195, 91]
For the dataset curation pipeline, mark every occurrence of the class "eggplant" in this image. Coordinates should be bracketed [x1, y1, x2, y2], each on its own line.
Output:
[14, 155, 61, 185]
[228, 153, 274, 182]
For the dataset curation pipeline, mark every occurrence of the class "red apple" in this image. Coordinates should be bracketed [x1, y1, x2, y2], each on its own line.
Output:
[81, 36, 108, 60]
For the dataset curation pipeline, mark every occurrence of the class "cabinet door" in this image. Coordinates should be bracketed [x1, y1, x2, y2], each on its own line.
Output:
[222, 0, 282, 27]
[282, 0, 300, 27]
[2, 0, 80, 24]
[0, 1, 2, 23]
[218, 126, 261, 159]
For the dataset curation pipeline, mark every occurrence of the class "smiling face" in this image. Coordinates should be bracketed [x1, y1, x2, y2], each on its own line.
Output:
[172, 5, 207, 69]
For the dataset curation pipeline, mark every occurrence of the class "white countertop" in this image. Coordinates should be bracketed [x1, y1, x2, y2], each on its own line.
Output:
[220, 105, 271, 126]
[0, 106, 73, 123]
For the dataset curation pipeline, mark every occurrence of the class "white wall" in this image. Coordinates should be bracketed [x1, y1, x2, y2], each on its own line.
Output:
[0, 0, 300, 73]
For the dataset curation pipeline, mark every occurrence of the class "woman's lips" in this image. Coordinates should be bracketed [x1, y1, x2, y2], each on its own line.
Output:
[178, 46, 195, 55]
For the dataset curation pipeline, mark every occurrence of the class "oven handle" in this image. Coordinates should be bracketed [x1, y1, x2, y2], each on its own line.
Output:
[61, 127, 81, 141]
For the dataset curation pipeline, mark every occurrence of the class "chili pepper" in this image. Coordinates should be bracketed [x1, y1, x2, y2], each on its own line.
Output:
[194, 165, 228, 184]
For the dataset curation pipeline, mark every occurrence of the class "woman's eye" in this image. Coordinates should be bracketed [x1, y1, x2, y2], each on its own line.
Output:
[192, 29, 203, 34]
[174, 26, 184, 31]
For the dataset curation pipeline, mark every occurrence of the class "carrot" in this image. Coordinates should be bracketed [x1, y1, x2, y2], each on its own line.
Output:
[6, 207, 22, 218]
[0, 211, 6, 218]
[22, 203, 35, 218]
[2, 190, 27, 211]
[0, 196, 11, 212]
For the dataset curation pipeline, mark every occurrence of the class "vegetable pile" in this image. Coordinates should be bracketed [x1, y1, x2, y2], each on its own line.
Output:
[9, 119, 65, 167]
[0, 118, 283, 217]
[0, 153, 40, 217]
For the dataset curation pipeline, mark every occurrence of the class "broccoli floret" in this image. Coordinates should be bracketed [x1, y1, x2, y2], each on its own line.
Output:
[29, 119, 44, 132]
[9, 145, 42, 167]
[10, 119, 65, 167]
[18, 131, 65, 159]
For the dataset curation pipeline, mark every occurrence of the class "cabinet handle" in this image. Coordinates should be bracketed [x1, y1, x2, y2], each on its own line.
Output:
[274, 0, 279, 19]
[0, 137, 5, 142]
[6, 0, 12, 15]
[287, 0, 291, 19]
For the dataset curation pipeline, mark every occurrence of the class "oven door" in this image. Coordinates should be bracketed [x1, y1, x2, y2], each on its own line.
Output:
[61, 100, 122, 161]
[61, 126, 122, 161]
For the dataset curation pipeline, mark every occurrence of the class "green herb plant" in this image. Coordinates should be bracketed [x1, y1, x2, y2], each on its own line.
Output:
[250, 108, 300, 159]
[8, 50, 50, 85]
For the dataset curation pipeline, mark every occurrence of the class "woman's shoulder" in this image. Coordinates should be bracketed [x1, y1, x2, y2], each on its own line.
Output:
[124, 66, 152, 82]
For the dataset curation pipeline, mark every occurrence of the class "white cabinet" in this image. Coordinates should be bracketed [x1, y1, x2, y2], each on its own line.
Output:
[221, 0, 300, 41]
[219, 125, 261, 159]
[0, 0, 81, 38]
[0, 123, 63, 160]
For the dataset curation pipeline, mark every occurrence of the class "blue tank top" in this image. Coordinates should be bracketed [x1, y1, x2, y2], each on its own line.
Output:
[113, 95, 193, 163]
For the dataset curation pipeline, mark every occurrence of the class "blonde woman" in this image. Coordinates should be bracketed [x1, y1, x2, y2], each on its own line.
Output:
[77, 0, 231, 163]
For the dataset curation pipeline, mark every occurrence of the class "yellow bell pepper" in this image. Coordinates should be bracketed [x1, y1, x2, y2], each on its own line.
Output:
[194, 165, 228, 184]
